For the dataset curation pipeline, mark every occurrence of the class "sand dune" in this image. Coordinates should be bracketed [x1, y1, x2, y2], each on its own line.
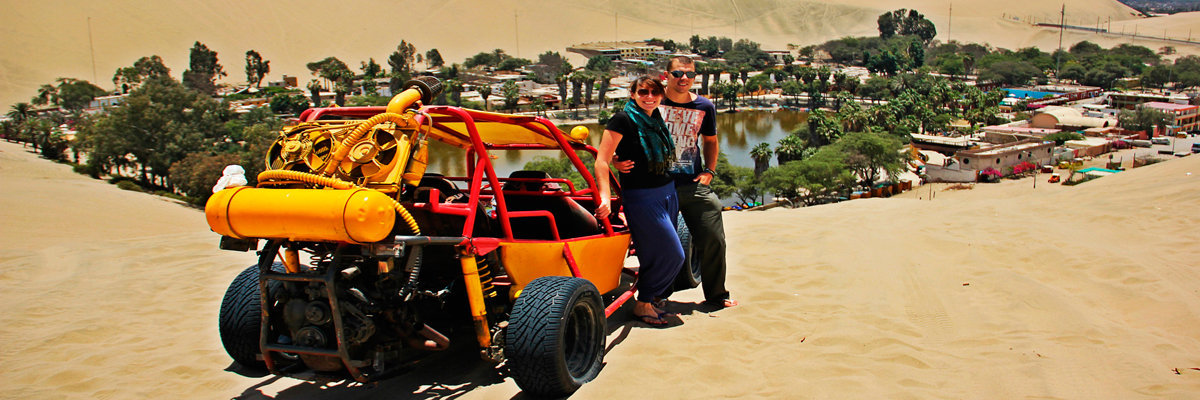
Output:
[3, 0, 1196, 108]
[3, 135, 1200, 398]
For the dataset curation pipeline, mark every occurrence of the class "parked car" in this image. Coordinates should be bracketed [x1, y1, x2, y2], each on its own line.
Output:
[1192, 142, 1200, 154]
[1130, 139, 1152, 147]
[1151, 137, 1170, 145]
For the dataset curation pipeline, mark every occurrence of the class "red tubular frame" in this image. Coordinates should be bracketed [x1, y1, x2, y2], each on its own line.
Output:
[300, 105, 638, 318]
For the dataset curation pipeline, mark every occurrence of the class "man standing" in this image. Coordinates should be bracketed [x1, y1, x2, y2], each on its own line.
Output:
[658, 55, 736, 308]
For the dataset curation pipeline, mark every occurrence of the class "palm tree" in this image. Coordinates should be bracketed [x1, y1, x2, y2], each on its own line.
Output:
[7, 102, 33, 145]
[477, 84, 492, 111]
[307, 80, 323, 107]
[583, 72, 596, 117]
[750, 142, 772, 177]
[33, 84, 57, 106]
[569, 72, 586, 115]
[445, 78, 464, 106]
[555, 66, 570, 111]
[596, 70, 613, 109]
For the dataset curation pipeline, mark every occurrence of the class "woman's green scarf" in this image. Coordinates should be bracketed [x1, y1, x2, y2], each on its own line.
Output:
[622, 100, 676, 175]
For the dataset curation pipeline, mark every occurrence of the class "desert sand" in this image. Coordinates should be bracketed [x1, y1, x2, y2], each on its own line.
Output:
[3, 0, 1198, 108]
[3, 134, 1200, 398]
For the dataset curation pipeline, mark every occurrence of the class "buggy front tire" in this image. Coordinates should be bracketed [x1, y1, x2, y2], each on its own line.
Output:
[506, 276, 605, 397]
[218, 262, 284, 369]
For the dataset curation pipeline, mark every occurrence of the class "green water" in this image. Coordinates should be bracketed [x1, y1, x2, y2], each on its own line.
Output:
[421, 110, 809, 178]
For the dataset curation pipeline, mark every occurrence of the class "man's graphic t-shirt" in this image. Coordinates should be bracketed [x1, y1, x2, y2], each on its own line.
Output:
[659, 95, 717, 183]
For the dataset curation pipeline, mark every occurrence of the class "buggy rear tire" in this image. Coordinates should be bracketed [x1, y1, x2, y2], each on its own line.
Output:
[218, 262, 284, 369]
[506, 276, 605, 397]
[673, 213, 702, 289]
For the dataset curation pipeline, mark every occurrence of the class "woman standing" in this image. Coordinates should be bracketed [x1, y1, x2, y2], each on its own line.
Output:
[594, 76, 685, 327]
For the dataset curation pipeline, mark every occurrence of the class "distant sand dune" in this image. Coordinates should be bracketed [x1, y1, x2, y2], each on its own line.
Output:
[3, 0, 1197, 108]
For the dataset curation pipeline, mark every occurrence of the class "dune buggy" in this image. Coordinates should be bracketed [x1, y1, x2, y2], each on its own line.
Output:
[207, 77, 698, 396]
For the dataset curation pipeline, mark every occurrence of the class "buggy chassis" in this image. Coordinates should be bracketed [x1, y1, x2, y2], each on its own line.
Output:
[208, 77, 644, 396]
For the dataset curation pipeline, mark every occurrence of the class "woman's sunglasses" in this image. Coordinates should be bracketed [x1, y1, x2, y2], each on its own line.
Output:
[669, 70, 698, 79]
[635, 88, 662, 96]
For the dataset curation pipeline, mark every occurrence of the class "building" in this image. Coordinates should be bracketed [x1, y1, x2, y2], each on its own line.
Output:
[267, 75, 299, 88]
[764, 50, 792, 65]
[924, 139, 1055, 182]
[567, 41, 664, 61]
[1029, 106, 1117, 131]
[980, 124, 1060, 143]
[1140, 101, 1200, 135]
[88, 94, 127, 110]
[954, 139, 1055, 172]
[1108, 91, 1190, 109]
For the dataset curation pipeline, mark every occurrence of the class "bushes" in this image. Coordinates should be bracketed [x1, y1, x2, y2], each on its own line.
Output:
[169, 152, 243, 206]
[115, 180, 144, 192]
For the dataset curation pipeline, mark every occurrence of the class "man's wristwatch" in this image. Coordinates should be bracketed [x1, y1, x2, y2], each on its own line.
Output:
[702, 167, 716, 175]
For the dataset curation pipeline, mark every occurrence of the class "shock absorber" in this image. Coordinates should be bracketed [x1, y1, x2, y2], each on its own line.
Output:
[475, 256, 497, 298]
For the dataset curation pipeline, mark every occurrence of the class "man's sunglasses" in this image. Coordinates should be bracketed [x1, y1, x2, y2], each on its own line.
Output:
[635, 88, 662, 96]
[669, 70, 698, 79]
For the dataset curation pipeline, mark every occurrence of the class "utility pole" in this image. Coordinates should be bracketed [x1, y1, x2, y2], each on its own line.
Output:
[948, 2, 953, 43]
[87, 16, 98, 84]
[514, 11, 520, 58]
[1056, 4, 1065, 82]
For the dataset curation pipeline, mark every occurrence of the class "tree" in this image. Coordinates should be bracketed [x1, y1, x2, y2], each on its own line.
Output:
[425, 48, 444, 69]
[806, 109, 843, 147]
[477, 84, 492, 111]
[360, 58, 383, 95]
[762, 147, 855, 206]
[113, 55, 171, 94]
[750, 142, 773, 177]
[182, 41, 226, 95]
[713, 81, 739, 111]
[389, 40, 418, 93]
[775, 133, 806, 164]
[169, 152, 241, 205]
[6, 102, 33, 144]
[33, 84, 57, 106]
[55, 78, 107, 112]
[497, 57, 532, 71]
[307, 80, 323, 106]
[1119, 107, 1170, 135]
[244, 50, 270, 88]
[77, 76, 229, 187]
[781, 80, 804, 106]
[522, 155, 589, 189]
[978, 60, 1042, 86]
[307, 57, 353, 106]
[586, 56, 615, 108]
[444, 78, 464, 106]
[1140, 65, 1172, 89]
[269, 92, 309, 115]
[831, 131, 907, 185]
[501, 80, 520, 113]
[877, 9, 937, 43]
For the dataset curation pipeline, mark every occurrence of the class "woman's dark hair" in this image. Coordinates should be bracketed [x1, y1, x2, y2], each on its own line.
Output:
[629, 76, 665, 95]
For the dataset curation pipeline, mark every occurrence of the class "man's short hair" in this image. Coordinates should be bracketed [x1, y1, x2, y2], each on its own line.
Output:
[668, 56, 694, 71]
